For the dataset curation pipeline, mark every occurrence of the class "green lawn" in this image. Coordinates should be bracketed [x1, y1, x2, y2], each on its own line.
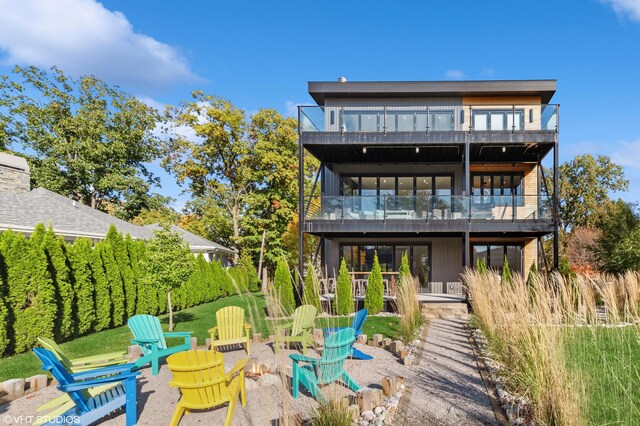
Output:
[0, 293, 399, 381]
[564, 325, 640, 425]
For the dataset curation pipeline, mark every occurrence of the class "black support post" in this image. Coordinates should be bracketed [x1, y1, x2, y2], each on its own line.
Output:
[464, 139, 471, 267]
[553, 140, 559, 269]
[298, 110, 305, 288]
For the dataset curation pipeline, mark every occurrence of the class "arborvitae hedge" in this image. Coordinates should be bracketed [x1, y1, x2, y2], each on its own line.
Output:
[41, 227, 75, 340]
[334, 259, 353, 315]
[69, 238, 96, 335]
[364, 251, 384, 315]
[106, 226, 136, 318]
[274, 259, 295, 315]
[90, 242, 112, 331]
[0, 225, 253, 356]
[399, 252, 411, 284]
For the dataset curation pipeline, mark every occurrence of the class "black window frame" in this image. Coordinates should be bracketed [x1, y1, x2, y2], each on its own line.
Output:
[471, 243, 523, 273]
[472, 109, 524, 131]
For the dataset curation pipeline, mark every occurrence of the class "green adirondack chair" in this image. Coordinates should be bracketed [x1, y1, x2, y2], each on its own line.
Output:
[290, 328, 360, 400]
[275, 305, 317, 355]
[35, 337, 130, 416]
[128, 314, 193, 376]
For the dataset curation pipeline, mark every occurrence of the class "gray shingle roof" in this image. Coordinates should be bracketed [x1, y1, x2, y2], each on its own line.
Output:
[0, 187, 234, 254]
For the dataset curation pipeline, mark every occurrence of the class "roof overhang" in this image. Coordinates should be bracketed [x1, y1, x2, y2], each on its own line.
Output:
[308, 80, 557, 105]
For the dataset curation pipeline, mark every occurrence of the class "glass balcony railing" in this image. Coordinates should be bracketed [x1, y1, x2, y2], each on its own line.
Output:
[305, 195, 553, 221]
[299, 104, 559, 133]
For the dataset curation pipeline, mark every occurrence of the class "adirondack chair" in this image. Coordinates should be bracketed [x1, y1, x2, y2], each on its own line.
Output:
[128, 314, 192, 376]
[33, 348, 140, 426]
[167, 350, 248, 426]
[275, 305, 317, 355]
[208, 306, 251, 355]
[35, 337, 129, 416]
[290, 328, 360, 400]
[323, 308, 373, 360]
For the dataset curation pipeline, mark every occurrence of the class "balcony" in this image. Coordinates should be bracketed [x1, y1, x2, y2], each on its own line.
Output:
[304, 195, 554, 235]
[299, 104, 558, 134]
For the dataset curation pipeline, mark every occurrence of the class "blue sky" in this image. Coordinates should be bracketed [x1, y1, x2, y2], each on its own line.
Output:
[1, 0, 639, 209]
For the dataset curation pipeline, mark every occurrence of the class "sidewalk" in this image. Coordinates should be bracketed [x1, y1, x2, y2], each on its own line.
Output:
[400, 318, 499, 425]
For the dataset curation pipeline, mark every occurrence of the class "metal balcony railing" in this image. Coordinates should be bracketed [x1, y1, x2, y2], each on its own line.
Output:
[305, 195, 553, 221]
[299, 104, 559, 134]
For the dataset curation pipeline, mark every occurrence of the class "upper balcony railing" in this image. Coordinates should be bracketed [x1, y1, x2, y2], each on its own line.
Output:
[306, 195, 552, 221]
[299, 104, 558, 134]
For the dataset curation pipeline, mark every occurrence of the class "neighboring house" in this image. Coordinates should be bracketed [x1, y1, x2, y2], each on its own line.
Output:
[297, 79, 559, 293]
[0, 152, 235, 265]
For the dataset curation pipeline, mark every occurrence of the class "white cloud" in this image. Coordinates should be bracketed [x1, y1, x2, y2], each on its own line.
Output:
[136, 95, 168, 112]
[0, 0, 200, 89]
[610, 139, 640, 168]
[600, 0, 640, 22]
[285, 100, 302, 117]
[444, 70, 465, 80]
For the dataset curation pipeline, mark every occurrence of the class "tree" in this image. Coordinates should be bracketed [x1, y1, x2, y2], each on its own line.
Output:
[567, 226, 600, 273]
[0, 233, 12, 355]
[554, 154, 628, 235]
[105, 226, 136, 317]
[100, 243, 125, 327]
[238, 253, 260, 292]
[0, 65, 163, 216]
[334, 259, 353, 315]
[595, 201, 640, 273]
[365, 252, 384, 314]
[399, 251, 411, 284]
[143, 226, 194, 331]
[90, 242, 111, 331]
[68, 238, 95, 335]
[303, 263, 322, 311]
[501, 257, 513, 284]
[274, 258, 295, 315]
[163, 93, 253, 261]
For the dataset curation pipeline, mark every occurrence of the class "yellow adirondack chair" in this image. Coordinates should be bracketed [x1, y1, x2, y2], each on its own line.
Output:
[167, 350, 247, 426]
[208, 306, 251, 355]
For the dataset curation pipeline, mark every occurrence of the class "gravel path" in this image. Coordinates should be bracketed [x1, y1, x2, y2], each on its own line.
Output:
[401, 318, 498, 426]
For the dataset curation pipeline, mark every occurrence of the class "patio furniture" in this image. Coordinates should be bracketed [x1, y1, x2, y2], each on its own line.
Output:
[275, 304, 317, 355]
[35, 337, 129, 415]
[33, 347, 139, 426]
[167, 350, 247, 426]
[208, 306, 251, 355]
[290, 328, 360, 400]
[128, 314, 192, 376]
[323, 308, 372, 360]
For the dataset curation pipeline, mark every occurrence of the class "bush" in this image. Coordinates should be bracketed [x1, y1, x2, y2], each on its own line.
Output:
[310, 398, 351, 426]
[68, 238, 95, 335]
[106, 226, 136, 318]
[502, 257, 513, 284]
[40, 226, 75, 340]
[238, 254, 260, 292]
[100, 243, 125, 327]
[303, 263, 322, 311]
[8, 233, 56, 352]
[90, 242, 111, 331]
[364, 251, 384, 314]
[274, 258, 295, 315]
[399, 251, 411, 283]
[0, 235, 11, 355]
[334, 259, 353, 315]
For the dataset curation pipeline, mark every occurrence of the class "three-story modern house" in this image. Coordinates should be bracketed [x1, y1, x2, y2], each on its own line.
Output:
[297, 79, 558, 293]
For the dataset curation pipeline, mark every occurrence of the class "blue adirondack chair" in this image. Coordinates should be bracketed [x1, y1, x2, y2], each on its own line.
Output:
[128, 314, 192, 376]
[290, 328, 360, 400]
[33, 348, 140, 426]
[323, 308, 372, 360]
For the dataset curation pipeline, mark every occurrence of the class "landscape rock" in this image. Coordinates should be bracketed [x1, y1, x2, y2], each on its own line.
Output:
[362, 410, 375, 421]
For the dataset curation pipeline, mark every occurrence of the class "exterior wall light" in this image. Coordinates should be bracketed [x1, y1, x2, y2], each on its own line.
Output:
[416, 147, 420, 153]
[362, 147, 367, 154]
[502, 146, 506, 153]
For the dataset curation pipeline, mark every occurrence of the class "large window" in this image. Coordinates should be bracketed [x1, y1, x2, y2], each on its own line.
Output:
[473, 110, 524, 131]
[340, 243, 431, 284]
[472, 243, 522, 273]
[343, 110, 454, 132]
[471, 173, 523, 205]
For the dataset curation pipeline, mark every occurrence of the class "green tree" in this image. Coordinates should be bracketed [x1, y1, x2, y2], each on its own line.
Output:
[303, 263, 322, 311]
[105, 226, 136, 318]
[595, 201, 640, 272]
[274, 258, 295, 315]
[365, 252, 384, 314]
[0, 234, 12, 354]
[7, 233, 56, 353]
[100, 243, 125, 327]
[334, 259, 353, 315]
[501, 257, 513, 284]
[0, 66, 163, 217]
[90, 242, 111, 331]
[143, 226, 194, 331]
[40, 226, 75, 340]
[163, 93, 254, 260]
[68, 238, 95, 335]
[238, 253, 260, 292]
[527, 262, 538, 287]
[475, 257, 488, 275]
[399, 251, 411, 284]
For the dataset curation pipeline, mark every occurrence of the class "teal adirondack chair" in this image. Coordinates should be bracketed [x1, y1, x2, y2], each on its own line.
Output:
[128, 314, 192, 376]
[275, 305, 317, 355]
[323, 308, 373, 360]
[33, 347, 140, 426]
[290, 328, 360, 400]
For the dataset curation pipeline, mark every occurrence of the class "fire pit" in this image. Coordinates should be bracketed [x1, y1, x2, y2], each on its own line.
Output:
[245, 362, 266, 380]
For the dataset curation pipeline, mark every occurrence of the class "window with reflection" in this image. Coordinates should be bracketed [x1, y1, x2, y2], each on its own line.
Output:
[473, 110, 524, 131]
[430, 111, 453, 131]
[339, 243, 431, 284]
[472, 243, 522, 273]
